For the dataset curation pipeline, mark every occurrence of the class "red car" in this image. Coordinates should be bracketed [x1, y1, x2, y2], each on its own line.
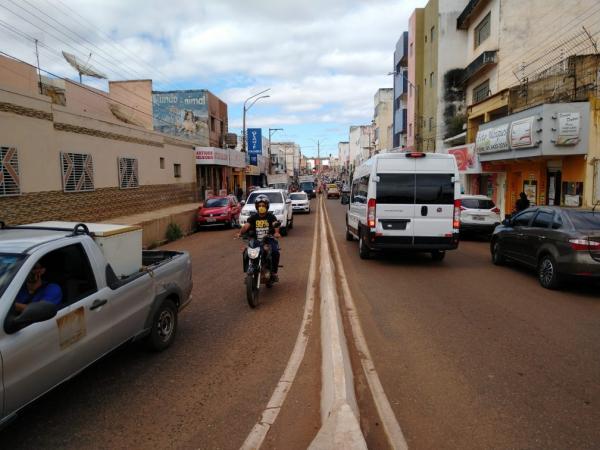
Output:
[196, 195, 241, 229]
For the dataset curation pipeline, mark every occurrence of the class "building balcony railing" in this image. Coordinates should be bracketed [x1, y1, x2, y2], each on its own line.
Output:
[462, 50, 497, 84]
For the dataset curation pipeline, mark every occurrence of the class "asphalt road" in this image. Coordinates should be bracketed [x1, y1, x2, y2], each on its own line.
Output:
[325, 199, 600, 450]
[0, 206, 319, 449]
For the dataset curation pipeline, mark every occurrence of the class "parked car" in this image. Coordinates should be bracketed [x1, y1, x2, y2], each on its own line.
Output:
[0, 222, 192, 426]
[491, 206, 600, 289]
[346, 152, 461, 260]
[290, 192, 311, 214]
[460, 195, 501, 235]
[326, 184, 340, 199]
[239, 189, 294, 236]
[196, 195, 240, 229]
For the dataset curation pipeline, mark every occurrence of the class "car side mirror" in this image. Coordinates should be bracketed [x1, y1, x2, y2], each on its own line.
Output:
[501, 218, 511, 226]
[4, 301, 58, 334]
[240, 200, 246, 206]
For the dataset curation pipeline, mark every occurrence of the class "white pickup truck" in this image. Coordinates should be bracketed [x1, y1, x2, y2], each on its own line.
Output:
[0, 222, 193, 426]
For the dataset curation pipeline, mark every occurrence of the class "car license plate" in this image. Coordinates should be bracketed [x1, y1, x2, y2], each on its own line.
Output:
[473, 216, 485, 221]
[206, 218, 216, 223]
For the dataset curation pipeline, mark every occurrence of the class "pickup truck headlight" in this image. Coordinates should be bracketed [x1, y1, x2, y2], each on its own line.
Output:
[272, 208, 283, 215]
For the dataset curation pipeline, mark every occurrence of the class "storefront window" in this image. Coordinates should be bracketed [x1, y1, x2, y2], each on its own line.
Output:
[562, 181, 583, 207]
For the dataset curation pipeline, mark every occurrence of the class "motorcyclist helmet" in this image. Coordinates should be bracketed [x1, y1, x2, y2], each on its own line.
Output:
[254, 194, 270, 215]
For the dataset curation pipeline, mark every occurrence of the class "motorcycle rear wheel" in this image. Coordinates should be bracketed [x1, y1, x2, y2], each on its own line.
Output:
[246, 273, 260, 308]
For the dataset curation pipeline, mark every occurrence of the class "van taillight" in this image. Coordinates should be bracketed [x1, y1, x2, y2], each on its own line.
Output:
[453, 199, 461, 229]
[367, 198, 376, 228]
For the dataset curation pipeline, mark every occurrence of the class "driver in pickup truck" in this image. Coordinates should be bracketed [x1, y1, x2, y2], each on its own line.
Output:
[238, 194, 282, 282]
[14, 261, 62, 313]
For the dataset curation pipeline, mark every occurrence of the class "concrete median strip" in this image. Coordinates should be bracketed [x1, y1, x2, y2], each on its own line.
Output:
[308, 198, 367, 450]
[322, 202, 408, 450]
[240, 202, 320, 450]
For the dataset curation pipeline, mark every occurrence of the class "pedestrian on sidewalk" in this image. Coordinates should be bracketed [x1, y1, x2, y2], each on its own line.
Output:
[515, 191, 530, 212]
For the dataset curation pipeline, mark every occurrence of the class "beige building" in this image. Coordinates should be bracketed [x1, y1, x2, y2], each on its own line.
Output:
[0, 54, 197, 226]
[373, 88, 393, 153]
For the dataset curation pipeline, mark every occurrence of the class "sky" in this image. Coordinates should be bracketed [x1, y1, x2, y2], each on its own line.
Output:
[0, 0, 425, 157]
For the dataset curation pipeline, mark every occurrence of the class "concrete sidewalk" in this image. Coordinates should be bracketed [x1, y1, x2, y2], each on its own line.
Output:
[102, 202, 198, 248]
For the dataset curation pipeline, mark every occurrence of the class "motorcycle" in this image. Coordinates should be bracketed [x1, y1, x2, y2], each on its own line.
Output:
[242, 232, 277, 308]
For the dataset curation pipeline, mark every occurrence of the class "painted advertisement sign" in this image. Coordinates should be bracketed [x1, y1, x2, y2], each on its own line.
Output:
[195, 147, 229, 165]
[556, 112, 580, 146]
[247, 128, 262, 165]
[447, 144, 479, 173]
[475, 124, 510, 154]
[153, 90, 209, 142]
[510, 116, 535, 149]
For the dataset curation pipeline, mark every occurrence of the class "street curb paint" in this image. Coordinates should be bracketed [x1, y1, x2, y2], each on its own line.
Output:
[308, 197, 367, 450]
[240, 198, 320, 450]
[322, 202, 409, 450]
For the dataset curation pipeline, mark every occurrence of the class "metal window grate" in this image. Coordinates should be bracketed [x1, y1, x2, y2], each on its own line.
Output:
[61, 152, 94, 192]
[0, 146, 21, 196]
[118, 157, 139, 189]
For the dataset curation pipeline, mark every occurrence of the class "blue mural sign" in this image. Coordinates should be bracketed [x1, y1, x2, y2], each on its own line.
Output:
[152, 90, 209, 142]
[247, 128, 262, 160]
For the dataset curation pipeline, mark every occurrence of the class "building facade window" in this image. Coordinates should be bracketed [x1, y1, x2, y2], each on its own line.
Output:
[473, 79, 490, 103]
[174, 163, 182, 178]
[428, 117, 433, 131]
[430, 26, 435, 43]
[409, 123, 413, 137]
[0, 146, 20, 197]
[474, 12, 491, 48]
[160, 157, 165, 169]
[430, 72, 434, 87]
[61, 152, 94, 192]
[410, 42, 413, 56]
[118, 157, 139, 189]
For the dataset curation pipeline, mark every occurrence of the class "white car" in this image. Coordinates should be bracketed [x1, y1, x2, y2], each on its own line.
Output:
[289, 192, 311, 214]
[459, 194, 501, 234]
[239, 189, 294, 235]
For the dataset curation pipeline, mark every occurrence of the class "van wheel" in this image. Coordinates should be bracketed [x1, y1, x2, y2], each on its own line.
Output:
[289, 218, 294, 229]
[538, 254, 561, 290]
[359, 233, 370, 259]
[431, 250, 445, 261]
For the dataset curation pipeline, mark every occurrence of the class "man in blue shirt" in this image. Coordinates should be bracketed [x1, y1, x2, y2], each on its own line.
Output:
[15, 261, 62, 313]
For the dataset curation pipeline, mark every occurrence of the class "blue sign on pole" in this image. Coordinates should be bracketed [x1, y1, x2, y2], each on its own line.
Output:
[247, 128, 262, 161]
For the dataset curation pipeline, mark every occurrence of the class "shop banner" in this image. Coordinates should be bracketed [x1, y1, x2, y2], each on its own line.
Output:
[476, 123, 510, 154]
[510, 116, 535, 149]
[556, 112, 580, 146]
[195, 147, 230, 165]
[447, 144, 479, 173]
[247, 128, 262, 154]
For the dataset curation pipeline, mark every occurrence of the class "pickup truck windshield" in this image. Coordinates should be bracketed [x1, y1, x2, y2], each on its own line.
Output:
[0, 253, 26, 297]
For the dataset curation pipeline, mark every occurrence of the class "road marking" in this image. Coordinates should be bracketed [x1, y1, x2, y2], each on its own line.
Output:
[322, 202, 409, 450]
[240, 201, 320, 450]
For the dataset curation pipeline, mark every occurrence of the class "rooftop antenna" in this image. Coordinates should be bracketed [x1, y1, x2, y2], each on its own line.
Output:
[62, 51, 107, 84]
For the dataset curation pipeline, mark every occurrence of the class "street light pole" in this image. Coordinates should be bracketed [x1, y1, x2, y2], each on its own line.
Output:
[242, 88, 271, 153]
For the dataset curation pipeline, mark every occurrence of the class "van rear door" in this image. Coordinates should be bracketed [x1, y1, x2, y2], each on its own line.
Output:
[374, 158, 416, 243]
[413, 158, 456, 244]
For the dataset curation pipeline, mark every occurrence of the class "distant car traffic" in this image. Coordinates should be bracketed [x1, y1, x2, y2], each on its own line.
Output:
[491, 206, 600, 289]
[197, 195, 241, 229]
[460, 195, 501, 235]
[326, 184, 340, 199]
[299, 181, 316, 198]
[290, 192, 311, 214]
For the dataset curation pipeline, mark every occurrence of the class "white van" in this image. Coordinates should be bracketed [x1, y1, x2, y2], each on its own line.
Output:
[345, 152, 461, 260]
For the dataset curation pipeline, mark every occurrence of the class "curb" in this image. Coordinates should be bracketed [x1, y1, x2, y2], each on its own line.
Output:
[309, 198, 367, 450]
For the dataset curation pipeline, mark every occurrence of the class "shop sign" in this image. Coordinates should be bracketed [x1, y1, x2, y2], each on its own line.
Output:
[195, 147, 229, 165]
[510, 116, 535, 149]
[447, 144, 478, 173]
[246, 165, 260, 176]
[475, 123, 510, 154]
[556, 112, 580, 146]
[229, 149, 246, 168]
[481, 162, 506, 172]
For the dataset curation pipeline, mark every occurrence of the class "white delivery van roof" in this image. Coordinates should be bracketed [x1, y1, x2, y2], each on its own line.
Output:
[353, 152, 457, 178]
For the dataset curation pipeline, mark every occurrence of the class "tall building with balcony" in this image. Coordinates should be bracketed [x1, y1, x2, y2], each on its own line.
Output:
[393, 31, 409, 148]
[408, 9, 424, 151]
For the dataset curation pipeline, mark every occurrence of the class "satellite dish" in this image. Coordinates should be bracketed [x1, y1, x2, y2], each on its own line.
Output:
[62, 51, 107, 83]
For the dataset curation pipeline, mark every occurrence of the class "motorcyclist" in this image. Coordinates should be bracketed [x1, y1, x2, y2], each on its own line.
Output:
[238, 194, 282, 282]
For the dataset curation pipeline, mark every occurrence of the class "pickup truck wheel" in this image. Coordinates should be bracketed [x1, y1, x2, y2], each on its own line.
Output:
[147, 299, 178, 352]
[280, 226, 288, 236]
[288, 217, 294, 229]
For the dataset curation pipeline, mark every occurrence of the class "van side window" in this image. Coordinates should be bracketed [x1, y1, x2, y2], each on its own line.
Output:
[377, 174, 415, 204]
[415, 174, 454, 204]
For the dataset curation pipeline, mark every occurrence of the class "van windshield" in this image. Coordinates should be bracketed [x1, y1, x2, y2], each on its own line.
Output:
[376, 173, 454, 204]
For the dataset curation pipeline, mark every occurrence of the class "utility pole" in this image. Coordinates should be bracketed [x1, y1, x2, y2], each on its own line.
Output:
[317, 140, 320, 174]
[34, 39, 42, 94]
